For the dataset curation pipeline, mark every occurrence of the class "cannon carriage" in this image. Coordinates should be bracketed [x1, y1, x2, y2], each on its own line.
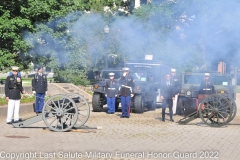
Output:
[178, 94, 237, 127]
[12, 93, 90, 132]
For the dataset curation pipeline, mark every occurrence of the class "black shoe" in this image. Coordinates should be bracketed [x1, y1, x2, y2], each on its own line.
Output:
[125, 116, 129, 118]
[170, 119, 174, 122]
[7, 122, 12, 124]
[107, 112, 114, 114]
[120, 116, 125, 118]
[162, 119, 165, 122]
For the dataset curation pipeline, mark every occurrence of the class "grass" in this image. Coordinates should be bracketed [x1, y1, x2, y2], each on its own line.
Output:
[236, 86, 240, 93]
[0, 93, 50, 106]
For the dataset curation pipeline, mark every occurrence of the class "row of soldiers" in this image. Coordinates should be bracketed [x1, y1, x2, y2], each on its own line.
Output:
[106, 67, 215, 122]
[105, 67, 181, 120]
[105, 67, 134, 118]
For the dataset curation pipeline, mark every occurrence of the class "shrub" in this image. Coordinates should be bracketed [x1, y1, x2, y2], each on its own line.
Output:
[0, 93, 50, 106]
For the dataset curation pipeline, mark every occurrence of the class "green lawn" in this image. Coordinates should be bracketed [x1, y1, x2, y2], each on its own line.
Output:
[0, 78, 53, 86]
[236, 86, 240, 93]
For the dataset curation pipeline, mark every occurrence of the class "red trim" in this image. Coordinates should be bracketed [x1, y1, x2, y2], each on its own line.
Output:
[196, 98, 198, 111]
[128, 101, 131, 115]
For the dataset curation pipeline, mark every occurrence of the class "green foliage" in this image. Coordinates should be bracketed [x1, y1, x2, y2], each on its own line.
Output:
[0, 93, 50, 106]
[2, 0, 234, 81]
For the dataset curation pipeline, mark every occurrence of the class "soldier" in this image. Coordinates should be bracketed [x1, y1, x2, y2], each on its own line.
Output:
[5, 66, 25, 124]
[119, 67, 134, 118]
[32, 66, 48, 113]
[161, 73, 175, 122]
[199, 73, 215, 94]
[105, 72, 118, 114]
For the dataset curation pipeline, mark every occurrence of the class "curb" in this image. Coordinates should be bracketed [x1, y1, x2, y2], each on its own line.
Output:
[0, 103, 34, 118]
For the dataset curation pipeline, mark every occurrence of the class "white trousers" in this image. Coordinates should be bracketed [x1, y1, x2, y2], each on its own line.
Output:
[6, 99, 20, 122]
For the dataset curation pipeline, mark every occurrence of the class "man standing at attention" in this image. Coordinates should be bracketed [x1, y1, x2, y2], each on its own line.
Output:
[105, 72, 118, 114]
[32, 66, 48, 114]
[161, 73, 175, 122]
[5, 66, 25, 124]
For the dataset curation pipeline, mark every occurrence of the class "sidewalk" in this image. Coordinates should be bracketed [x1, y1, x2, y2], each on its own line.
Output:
[0, 95, 240, 160]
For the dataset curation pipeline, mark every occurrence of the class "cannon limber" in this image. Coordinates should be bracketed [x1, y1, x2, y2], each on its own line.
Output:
[178, 94, 237, 127]
[12, 93, 90, 132]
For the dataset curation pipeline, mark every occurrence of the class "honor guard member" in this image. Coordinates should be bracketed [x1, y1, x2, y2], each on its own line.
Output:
[5, 66, 25, 124]
[160, 73, 175, 122]
[32, 66, 48, 113]
[199, 73, 215, 94]
[119, 67, 134, 118]
[105, 72, 118, 114]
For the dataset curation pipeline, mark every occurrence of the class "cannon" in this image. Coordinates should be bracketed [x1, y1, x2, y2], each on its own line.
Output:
[178, 94, 237, 127]
[12, 93, 90, 132]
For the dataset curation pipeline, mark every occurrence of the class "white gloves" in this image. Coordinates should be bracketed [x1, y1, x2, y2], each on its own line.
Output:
[105, 94, 107, 97]
[115, 95, 117, 97]
[131, 94, 134, 97]
[45, 91, 47, 95]
[33, 91, 36, 95]
[123, 72, 127, 77]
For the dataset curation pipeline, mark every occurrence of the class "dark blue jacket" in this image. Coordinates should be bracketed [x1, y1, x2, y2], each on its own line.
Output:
[199, 80, 214, 94]
[32, 73, 48, 93]
[105, 79, 118, 97]
[119, 75, 134, 96]
[161, 80, 175, 100]
[5, 75, 24, 99]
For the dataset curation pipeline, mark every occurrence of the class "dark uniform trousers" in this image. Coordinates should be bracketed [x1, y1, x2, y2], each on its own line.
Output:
[119, 75, 134, 117]
[161, 81, 174, 121]
[105, 79, 118, 113]
[32, 73, 48, 113]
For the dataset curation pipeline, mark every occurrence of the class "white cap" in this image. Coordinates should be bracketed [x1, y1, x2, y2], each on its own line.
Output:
[122, 67, 130, 71]
[171, 68, 176, 72]
[11, 66, 19, 71]
[205, 73, 210, 77]
[109, 72, 115, 76]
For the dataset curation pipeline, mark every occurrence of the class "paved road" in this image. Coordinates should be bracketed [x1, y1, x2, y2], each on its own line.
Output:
[0, 94, 240, 160]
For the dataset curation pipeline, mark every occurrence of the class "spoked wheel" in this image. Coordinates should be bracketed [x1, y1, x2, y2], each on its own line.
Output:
[42, 94, 78, 132]
[226, 97, 237, 123]
[199, 94, 233, 127]
[65, 93, 90, 128]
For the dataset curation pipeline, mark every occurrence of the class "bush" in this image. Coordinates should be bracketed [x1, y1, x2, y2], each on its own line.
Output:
[0, 93, 50, 106]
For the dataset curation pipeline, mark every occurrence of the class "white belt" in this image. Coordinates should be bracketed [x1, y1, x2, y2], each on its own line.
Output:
[203, 88, 211, 90]
[121, 85, 131, 88]
[108, 88, 116, 90]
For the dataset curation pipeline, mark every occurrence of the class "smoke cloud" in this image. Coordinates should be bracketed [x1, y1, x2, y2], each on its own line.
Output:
[24, 0, 240, 73]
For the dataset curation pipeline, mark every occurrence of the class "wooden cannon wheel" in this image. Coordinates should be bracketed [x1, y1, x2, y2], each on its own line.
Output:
[199, 94, 233, 127]
[226, 97, 237, 123]
[42, 94, 78, 132]
[65, 93, 90, 128]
